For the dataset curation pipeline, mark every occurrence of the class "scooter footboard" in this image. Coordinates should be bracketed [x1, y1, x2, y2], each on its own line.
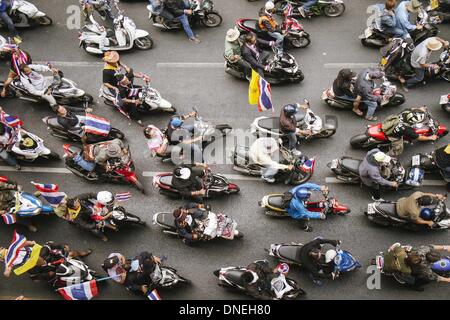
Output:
[324, 114, 338, 129]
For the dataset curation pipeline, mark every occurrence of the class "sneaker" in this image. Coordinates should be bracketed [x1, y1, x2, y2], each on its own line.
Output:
[189, 37, 201, 44]
[262, 176, 276, 183]
[291, 149, 302, 157]
[101, 235, 108, 242]
[371, 196, 385, 202]
[298, 6, 306, 18]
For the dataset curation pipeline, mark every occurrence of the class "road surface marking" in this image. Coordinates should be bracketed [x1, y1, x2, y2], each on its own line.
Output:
[34, 61, 105, 67]
[143, 171, 260, 181]
[323, 63, 378, 69]
[156, 62, 224, 69]
[325, 177, 446, 186]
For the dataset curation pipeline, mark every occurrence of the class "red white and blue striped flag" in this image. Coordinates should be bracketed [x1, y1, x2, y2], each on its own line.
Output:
[147, 289, 162, 301]
[84, 114, 111, 136]
[257, 77, 273, 112]
[2, 213, 16, 225]
[115, 192, 131, 202]
[300, 158, 315, 172]
[5, 231, 27, 268]
[58, 280, 99, 300]
[0, 110, 22, 128]
[31, 182, 66, 207]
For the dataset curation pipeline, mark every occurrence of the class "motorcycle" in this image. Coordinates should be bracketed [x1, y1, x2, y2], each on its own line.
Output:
[328, 155, 425, 188]
[235, 4, 311, 49]
[441, 93, 450, 112]
[152, 168, 240, 199]
[153, 209, 243, 241]
[9, 191, 54, 218]
[213, 261, 306, 300]
[365, 198, 450, 230]
[349, 109, 448, 150]
[52, 258, 98, 289]
[360, 6, 438, 48]
[42, 114, 125, 143]
[231, 144, 315, 185]
[63, 144, 145, 193]
[100, 80, 176, 114]
[79, 0, 153, 54]
[147, 0, 222, 29]
[322, 79, 405, 110]
[0, 0, 52, 29]
[90, 204, 147, 231]
[225, 51, 304, 84]
[273, 0, 345, 18]
[408, 152, 450, 185]
[258, 189, 350, 218]
[427, 0, 450, 24]
[266, 243, 360, 275]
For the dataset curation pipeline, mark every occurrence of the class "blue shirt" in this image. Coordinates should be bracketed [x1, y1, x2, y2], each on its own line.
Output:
[395, 1, 416, 32]
[287, 183, 322, 219]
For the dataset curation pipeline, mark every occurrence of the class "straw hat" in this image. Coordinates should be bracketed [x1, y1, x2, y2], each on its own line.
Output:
[103, 51, 120, 64]
[406, 0, 422, 12]
[226, 28, 240, 42]
[426, 38, 443, 51]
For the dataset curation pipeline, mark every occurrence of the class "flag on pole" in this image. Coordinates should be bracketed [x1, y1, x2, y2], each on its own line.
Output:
[0, 110, 22, 128]
[58, 280, 99, 301]
[2, 213, 16, 225]
[84, 114, 111, 136]
[147, 289, 162, 301]
[248, 69, 260, 105]
[31, 182, 66, 207]
[300, 158, 315, 172]
[115, 192, 131, 202]
[5, 231, 27, 268]
[257, 77, 273, 112]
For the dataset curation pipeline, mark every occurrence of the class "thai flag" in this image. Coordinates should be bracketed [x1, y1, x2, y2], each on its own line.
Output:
[0, 111, 22, 128]
[84, 114, 111, 136]
[257, 77, 273, 112]
[5, 231, 27, 268]
[2, 213, 16, 225]
[300, 158, 315, 172]
[147, 289, 162, 301]
[31, 182, 66, 207]
[0, 176, 8, 183]
[115, 192, 131, 202]
[58, 280, 99, 301]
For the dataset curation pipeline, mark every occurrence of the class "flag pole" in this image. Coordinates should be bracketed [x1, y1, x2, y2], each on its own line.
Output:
[54, 273, 126, 292]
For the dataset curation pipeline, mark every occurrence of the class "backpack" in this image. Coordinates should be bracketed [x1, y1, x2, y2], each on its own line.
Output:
[381, 114, 401, 136]
[383, 246, 411, 274]
[281, 191, 293, 209]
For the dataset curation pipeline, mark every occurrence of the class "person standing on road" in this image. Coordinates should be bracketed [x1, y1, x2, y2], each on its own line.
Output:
[164, 0, 201, 44]
[0, 0, 21, 44]
[354, 68, 385, 121]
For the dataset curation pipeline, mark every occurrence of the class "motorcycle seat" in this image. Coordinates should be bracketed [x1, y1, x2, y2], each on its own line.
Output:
[224, 269, 246, 286]
[242, 19, 258, 31]
[278, 246, 300, 262]
[258, 117, 281, 131]
[340, 157, 362, 175]
[159, 175, 173, 187]
[235, 145, 250, 162]
[268, 195, 284, 208]
[377, 202, 398, 217]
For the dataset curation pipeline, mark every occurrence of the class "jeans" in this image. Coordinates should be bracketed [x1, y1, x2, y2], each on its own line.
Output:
[262, 165, 279, 179]
[177, 14, 195, 39]
[406, 67, 425, 87]
[383, 26, 410, 39]
[0, 11, 18, 37]
[41, 94, 57, 108]
[73, 154, 96, 172]
[181, 124, 204, 163]
[255, 51, 270, 77]
[0, 149, 18, 167]
[301, 0, 318, 12]
[267, 31, 284, 55]
[232, 59, 252, 78]
[286, 132, 298, 150]
[365, 100, 378, 117]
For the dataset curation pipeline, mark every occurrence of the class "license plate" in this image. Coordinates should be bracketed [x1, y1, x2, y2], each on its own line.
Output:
[412, 155, 421, 166]
[367, 203, 375, 214]
[364, 27, 373, 38]
[330, 159, 338, 169]
[440, 95, 449, 104]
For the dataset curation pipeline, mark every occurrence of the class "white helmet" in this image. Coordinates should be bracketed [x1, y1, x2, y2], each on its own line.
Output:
[97, 191, 114, 206]
[265, 1, 275, 10]
[325, 249, 337, 263]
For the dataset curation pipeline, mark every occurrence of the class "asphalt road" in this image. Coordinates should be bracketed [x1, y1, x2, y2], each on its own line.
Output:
[0, 0, 449, 300]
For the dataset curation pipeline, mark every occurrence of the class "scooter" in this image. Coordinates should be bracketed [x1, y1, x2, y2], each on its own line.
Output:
[231, 144, 315, 185]
[258, 189, 350, 217]
[349, 109, 448, 150]
[63, 144, 145, 193]
[79, 1, 153, 54]
[441, 93, 450, 112]
[235, 4, 310, 49]
[427, 0, 450, 24]
[98, 207, 146, 230]
[147, 0, 222, 29]
[153, 209, 243, 241]
[53, 258, 97, 289]
[0, 0, 52, 29]
[152, 168, 240, 199]
[322, 79, 405, 111]
[365, 198, 450, 230]
[273, 0, 345, 18]
[9, 191, 54, 218]
[408, 152, 450, 185]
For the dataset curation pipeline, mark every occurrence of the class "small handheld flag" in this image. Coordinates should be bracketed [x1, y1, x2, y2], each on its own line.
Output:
[84, 114, 111, 136]
[147, 289, 162, 301]
[5, 231, 27, 268]
[2, 213, 16, 225]
[58, 280, 99, 301]
[31, 182, 66, 207]
[115, 192, 131, 202]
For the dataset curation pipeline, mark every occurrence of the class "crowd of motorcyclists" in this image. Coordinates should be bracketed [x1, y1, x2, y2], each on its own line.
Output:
[0, 0, 448, 300]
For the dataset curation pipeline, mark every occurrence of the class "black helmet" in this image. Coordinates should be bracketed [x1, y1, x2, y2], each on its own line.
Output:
[103, 256, 120, 269]
[283, 104, 297, 116]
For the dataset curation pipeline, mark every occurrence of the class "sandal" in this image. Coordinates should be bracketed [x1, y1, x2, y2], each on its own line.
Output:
[365, 116, 378, 121]
[352, 109, 363, 116]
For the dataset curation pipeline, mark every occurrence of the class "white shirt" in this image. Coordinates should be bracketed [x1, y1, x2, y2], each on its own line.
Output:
[410, 38, 434, 69]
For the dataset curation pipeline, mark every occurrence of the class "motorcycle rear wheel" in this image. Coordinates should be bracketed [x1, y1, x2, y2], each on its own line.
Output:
[350, 134, 371, 149]
[133, 180, 146, 194]
[316, 128, 336, 138]
[35, 16, 53, 26]
[323, 3, 345, 17]
[441, 70, 450, 82]
[134, 36, 154, 50]
[389, 93, 405, 107]
[43, 151, 61, 161]
[201, 12, 223, 28]
[289, 36, 311, 48]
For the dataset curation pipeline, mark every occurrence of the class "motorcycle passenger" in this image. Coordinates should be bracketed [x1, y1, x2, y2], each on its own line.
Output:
[298, 238, 341, 284]
[379, 0, 410, 39]
[144, 125, 170, 158]
[297, 101, 323, 138]
[55, 105, 83, 134]
[80, 0, 114, 23]
[171, 163, 208, 201]
[332, 69, 363, 116]
[148, 0, 175, 21]
[279, 104, 302, 155]
[0, 122, 20, 170]
[166, 113, 203, 163]
[173, 203, 208, 244]
[395, 0, 423, 38]
[406, 37, 449, 88]
[286, 183, 328, 231]
[165, 0, 201, 44]
[115, 74, 144, 126]
[249, 137, 293, 183]
[224, 28, 252, 80]
[396, 192, 445, 227]
[0, 0, 21, 44]
[241, 260, 275, 300]
[382, 107, 438, 156]
[354, 68, 385, 121]
[0, 45, 31, 98]
[258, 1, 284, 57]
[242, 32, 273, 76]
[103, 253, 129, 284]
[359, 149, 398, 201]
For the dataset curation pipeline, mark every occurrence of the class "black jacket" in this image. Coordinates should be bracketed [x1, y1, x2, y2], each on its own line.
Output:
[165, 0, 187, 17]
[299, 238, 339, 279]
[241, 39, 271, 71]
[73, 192, 97, 223]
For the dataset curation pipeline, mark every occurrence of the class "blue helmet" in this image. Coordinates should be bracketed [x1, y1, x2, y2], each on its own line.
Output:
[283, 104, 297, 116]
[295, 188, 311, 201]
[420, 208, 434, 221]
[170, 117, 183, 128]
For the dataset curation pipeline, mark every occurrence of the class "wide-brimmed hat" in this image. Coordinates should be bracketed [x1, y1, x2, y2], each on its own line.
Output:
[426, 38, 443, 51]
[406, 0, 422, 12]
[226, 28, 240, 42]
[103, 51, 120, 64]
[374, 151, 391, 164]
[106, 143, 121, 157]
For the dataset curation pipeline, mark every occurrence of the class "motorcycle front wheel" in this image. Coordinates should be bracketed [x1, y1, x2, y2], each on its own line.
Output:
[350, 134, 372, 149]
[289, 35, 311, 48]
[316, 128, 336, 139]
[323, 3, 345, 17]
[389, 93, 405, 107]
[441, 70, 450, 82]
[35, 16, 53, 26]
[134, 36, 154, 50]
[201, 12, 223, 27]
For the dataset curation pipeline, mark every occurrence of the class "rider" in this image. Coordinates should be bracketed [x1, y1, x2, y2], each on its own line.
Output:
[279, 104, 302, 155]
[0, 122, 20, 170]
[164, 0, 201, 44]
[0, 44, 31, 98]
[241, 260, 276, 300]
[258, 1, 284, 57]
[242, 32, 273, 76]
[332, 68, 363, 116]
[359, 149, 398, 201]
[115, 74, 144, 126]
[286, 183, 328, 232]
[249, 137, 293, 183]
[298, 0, 318, 18]
[434, 144, 450, 180]
[144, 125, 170, 158]
[396, 192, 446, 228]
[377, 0, 410, 39]
[395, 0, 423, 39]
[173, 202, 208, 244]
[224, 28, 252, 80]
[298, 238, 341, 284]
[171, 163, 208, 202]
[0, 0, 21, 44]
[80, 0, 114, 23]
[354, 67, 385, 121]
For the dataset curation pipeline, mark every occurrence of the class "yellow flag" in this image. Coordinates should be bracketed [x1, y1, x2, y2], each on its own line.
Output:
[248, 69, 260, 105]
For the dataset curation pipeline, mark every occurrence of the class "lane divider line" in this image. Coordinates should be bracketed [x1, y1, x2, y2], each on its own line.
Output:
[323, 63, 378, 69]
[325, 177, 446, 186]
[35, 61, 105, 67]
[156, 62, 224, 68]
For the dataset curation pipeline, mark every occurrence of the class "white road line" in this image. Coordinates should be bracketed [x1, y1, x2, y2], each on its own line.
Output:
[323, 63, 379, 69]
[156, 62, 224, 69]
[325, 177, 446, 186]
[0, 166, 71, 174]
[142, 171, 260, 181]
[34, 61, 104, 67]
